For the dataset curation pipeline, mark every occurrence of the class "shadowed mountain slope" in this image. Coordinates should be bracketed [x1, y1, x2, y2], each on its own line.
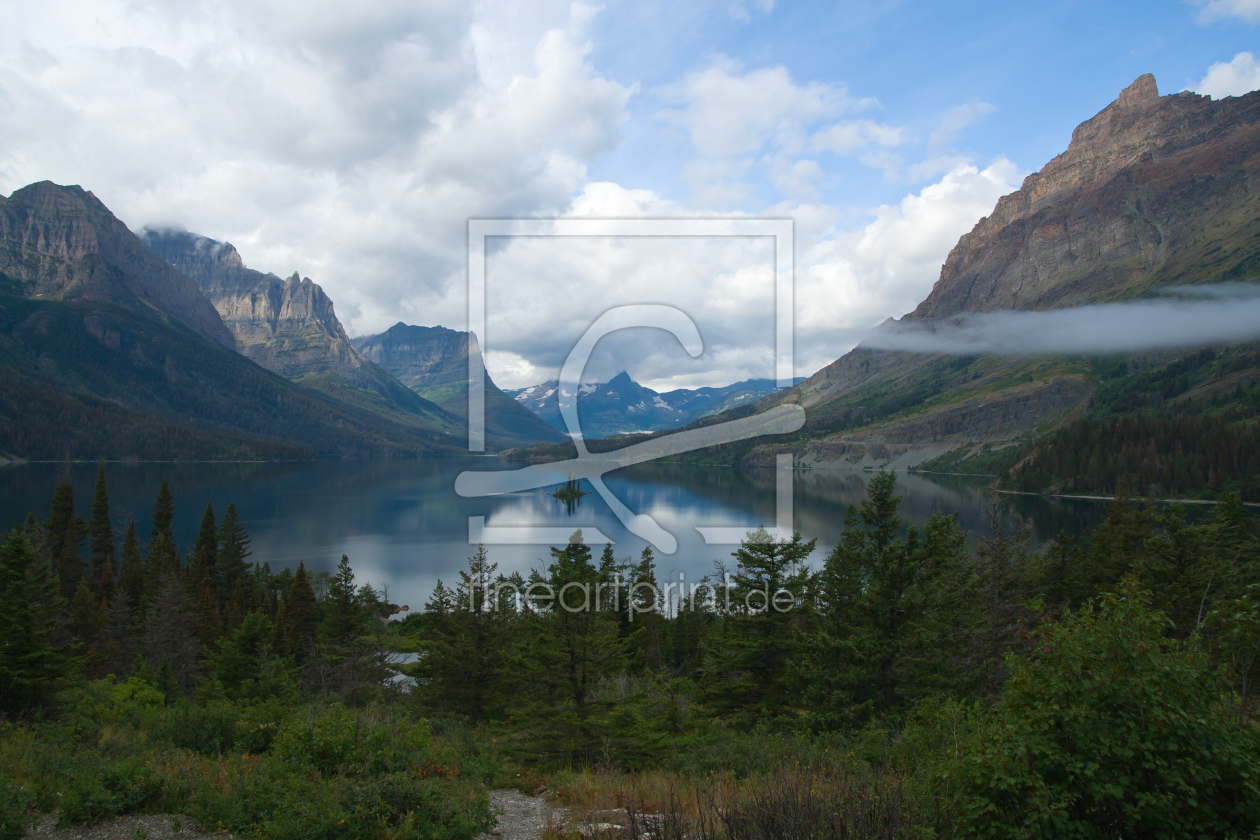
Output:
[139, 228, 462, 439]
[351, 323, 567, 446]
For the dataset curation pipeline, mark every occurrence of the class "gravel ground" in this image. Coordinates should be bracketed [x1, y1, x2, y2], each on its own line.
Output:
[477, 790, 564, 840]
[24, 814, 228, 840]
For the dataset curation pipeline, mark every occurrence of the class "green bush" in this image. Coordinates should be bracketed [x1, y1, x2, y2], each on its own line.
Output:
[58, 756, 162, 826]
[155, 700, 240, 755]
[271, 704, 430, 777]
[0, 775, 34, 840]
[946, 584, 1260, 839]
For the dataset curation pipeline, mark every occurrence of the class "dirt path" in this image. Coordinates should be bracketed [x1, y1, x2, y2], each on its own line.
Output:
[477, 790, 563, 840]
[24, 814, 227, 840]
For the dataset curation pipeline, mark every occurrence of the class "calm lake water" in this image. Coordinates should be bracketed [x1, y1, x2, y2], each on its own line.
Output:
[0, 459, 1111, 611]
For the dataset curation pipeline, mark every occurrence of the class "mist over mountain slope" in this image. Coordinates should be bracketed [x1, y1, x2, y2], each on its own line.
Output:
[682, 75, 1260, 478]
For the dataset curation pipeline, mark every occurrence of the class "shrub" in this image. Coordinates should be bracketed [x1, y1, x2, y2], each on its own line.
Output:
[0, 775, 34, 840]
[58, 756, 162, 826]
[271, 704, 430, 777]
[946, 584, 1260, 838]
[155, 700, 240, 755]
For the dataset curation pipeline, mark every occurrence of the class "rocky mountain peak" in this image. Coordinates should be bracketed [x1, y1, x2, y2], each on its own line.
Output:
[141, 229, 368, 381]
[908, 77, 1260, 320]
[0, 182, 234, 349]
[1116, 73, 1159, 107]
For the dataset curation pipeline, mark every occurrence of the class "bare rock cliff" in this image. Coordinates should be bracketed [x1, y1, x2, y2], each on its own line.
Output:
[911, 75, 1260, 318]
[140, 229, 371, 382]
[0, 182, 235, 349]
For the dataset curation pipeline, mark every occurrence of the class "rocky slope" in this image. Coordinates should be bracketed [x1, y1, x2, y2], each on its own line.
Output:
[750, 75, 1260, 469]
[0, 182, 234, 349]
[140, 229, 461, 439]
[352, 323, 566, 445]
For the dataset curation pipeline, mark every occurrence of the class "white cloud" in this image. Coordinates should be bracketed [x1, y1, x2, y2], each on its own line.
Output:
[809, 119, 903, 154]
[1192, 0, 1260, 24]
[657, 61, 885, 206]
[792, 158, 1022, 374]
[1189, 51, 1260, 98]
[479, 159, 1022, 390]
[0, 0, 633, 337]
[929, 99, 996, 149]
[865, 286, 1260, 355]
[729, 0, 775, 22]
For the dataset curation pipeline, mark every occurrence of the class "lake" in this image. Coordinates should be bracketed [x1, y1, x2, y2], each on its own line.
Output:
[0, 459, 1111, 611]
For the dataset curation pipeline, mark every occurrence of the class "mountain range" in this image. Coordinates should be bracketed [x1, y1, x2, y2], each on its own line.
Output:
[0, 183, 564, 460]
[722, 75, 1260, 497]
[3, 72, 1257, 485]
[506, 372, 794, 439]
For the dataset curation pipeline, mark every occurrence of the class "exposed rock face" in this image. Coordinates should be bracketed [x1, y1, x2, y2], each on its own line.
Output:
[912, 76, 1260, 319]
[752, 75, 1260, 469]
[353, 323, 567, 444]
[140, 228, 370, 382]
[0, 182, 234, 349]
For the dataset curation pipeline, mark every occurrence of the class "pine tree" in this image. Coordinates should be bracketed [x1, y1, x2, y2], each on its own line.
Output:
[147, 481, 178, 584]
[802, 471, 973, 725]
[223, 578, 246, 636]
[705, 526, 816, 721]
[506, 532, 627, 764]
[47, 482, 87, 601]
[142, 575, 198, 698]
[417, 546, 511, 722]
[189, 502, 218, 603]
[103, 590, 139, 677]
[118, 521, 146, 615]
[0, 527, 71, 716]
[191, 563, 222, 650]
[631, 546, 662, 670]
[269, 599, 291, 657]
[323, 555, 362, 641]
[70, 578, 109, 673]
[88, 461, 115, 595]
[216, 503, 251, 598]
[286, 562, 319, 657]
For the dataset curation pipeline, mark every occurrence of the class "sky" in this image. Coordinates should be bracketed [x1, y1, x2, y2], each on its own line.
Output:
[1, 0, 1258, 391]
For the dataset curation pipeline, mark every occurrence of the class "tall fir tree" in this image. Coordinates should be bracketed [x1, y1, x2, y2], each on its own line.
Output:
[88, 461, 116, 595]
[506, 532, 627, 764]
[704, 526, 816, 722]
[118, 521, 146, 614]
[323, 555, 362, 641]
[147, 481, 178, 584]
[0, 527, 71, 716]
[216, 503, 251, 599]
[190, 501, 218, 594]
[286, 561, 319, 657]
[802, 471, 973, 726]
[47, 482, 87, 601]
[417, 545, 510, 722]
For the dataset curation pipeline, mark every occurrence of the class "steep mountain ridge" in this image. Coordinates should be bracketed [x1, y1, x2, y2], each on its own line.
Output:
[139, 229, 462, 438]
[738, 76, 1260, 469]
[0, 182, 234, 349]
[351, 323, 567, 445]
